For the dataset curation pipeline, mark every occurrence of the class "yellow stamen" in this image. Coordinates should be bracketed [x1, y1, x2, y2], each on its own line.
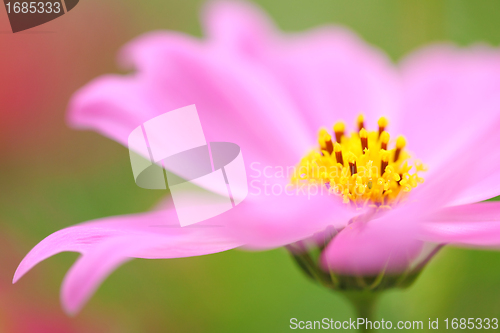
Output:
[324, 134, 333, 155]
[380, 149, 389, 175]
[333, 121, 345, 143]
[318, 129, 329, 150]
[396, 135, 406, 149]
[377, 116, 388, 135]
[348, 153, 357, 176]
[394, 135, 406, 162]
[357, 114, 365, 131]
[334, 142, 344, 166]
[380, 131, 390, 150]
[359, 128, 368, 153]
[294, 116, 425, 208]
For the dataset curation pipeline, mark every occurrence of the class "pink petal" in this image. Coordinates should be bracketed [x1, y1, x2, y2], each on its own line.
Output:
[321, 209, 423, 276]
[70, 30, 311, 167]
[405, 109, 500, 211]
[14, 188, 357, 313]
[68, 74, 157, 147]
[445, 115, 500, 205]
[420, 202, 500, 247]
[203, 0, 276, 53]
[219, 188, 359, 249]
[399, 45, 500, 168]
[61, 239, 133, 315]
[14, 209, 241, 314]
[203, 1, 400, 134]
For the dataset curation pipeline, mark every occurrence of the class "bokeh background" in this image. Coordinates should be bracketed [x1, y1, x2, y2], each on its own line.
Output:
[1, 0, 500, 332]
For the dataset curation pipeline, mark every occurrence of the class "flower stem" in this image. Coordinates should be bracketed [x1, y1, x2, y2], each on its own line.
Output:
[343, 291, 379, 332]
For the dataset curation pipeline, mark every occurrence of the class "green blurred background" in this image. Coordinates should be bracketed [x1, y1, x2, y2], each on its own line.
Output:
[1, 0, 500, 332]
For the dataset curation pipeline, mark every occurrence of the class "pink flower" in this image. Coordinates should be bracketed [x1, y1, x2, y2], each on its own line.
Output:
[14, 0, 500, 314]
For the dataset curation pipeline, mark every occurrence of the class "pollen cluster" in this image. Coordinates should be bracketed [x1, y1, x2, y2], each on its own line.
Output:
[292, 115, 426, 208]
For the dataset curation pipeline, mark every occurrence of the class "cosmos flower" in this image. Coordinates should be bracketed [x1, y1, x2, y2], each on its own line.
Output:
[14, 0, 500, 315]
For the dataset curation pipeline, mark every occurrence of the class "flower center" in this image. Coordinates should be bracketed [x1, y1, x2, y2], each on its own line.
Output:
[292, 115, 426, 208]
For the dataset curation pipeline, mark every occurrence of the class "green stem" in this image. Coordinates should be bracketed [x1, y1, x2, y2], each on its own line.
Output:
[343, 291, 379, 332]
